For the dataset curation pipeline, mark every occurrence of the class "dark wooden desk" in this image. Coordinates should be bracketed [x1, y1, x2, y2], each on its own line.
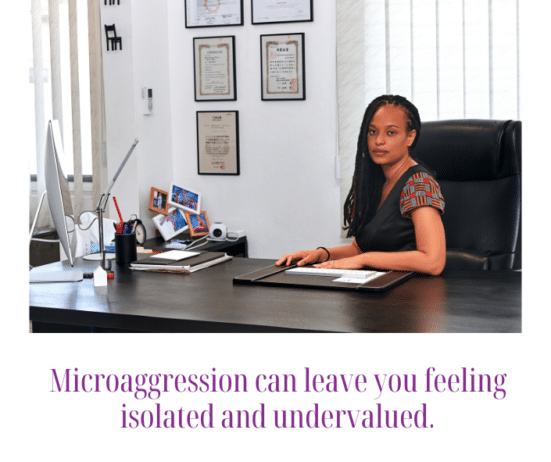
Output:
[29, 257, 521, 333]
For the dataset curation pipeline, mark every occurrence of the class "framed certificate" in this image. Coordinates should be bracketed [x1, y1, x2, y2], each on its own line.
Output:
[185, 0, 244, 28]
[252, 0, 313, 25]
[194, 36, 236, 101]
[260, 33, 305, 101]
[196, 111, 240, 175]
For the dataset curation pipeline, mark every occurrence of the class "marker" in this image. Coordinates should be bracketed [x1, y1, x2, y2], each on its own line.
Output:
[113, 197, 124, 233]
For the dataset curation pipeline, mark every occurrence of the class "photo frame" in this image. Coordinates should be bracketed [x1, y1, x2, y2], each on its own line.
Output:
[148, 187, 169, 215]
[152, 207, 189, 241]
[185, 210, 211, 238]
[251, 0, 313, 25]
[196, 111, 240, 175]
[168, 183, 201, 214]
[260, 33, 305, 101]
[185, 0, 243, 28]
[194, 36, 236, 101]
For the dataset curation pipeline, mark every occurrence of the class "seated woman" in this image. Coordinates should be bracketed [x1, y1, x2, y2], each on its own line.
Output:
[276, 95, 446, 276]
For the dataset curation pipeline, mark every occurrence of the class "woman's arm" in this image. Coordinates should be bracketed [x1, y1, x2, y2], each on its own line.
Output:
[275, 242, 361, 267]
[315, 206, 446, 275]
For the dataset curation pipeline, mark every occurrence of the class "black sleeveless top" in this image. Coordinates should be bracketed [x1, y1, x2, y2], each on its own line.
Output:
[355, 165, 444, 253]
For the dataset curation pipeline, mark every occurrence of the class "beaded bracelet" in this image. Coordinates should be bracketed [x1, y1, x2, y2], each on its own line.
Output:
[316, 246, 330, 263]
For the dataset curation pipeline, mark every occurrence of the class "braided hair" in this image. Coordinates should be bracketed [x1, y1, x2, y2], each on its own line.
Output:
[343, 95, 422, 238]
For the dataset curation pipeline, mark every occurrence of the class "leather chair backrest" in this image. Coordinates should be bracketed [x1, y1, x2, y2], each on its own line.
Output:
[412, 120, 521, 270]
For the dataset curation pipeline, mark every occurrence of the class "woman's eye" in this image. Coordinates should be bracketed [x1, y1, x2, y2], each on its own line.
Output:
[387, 131, 395, 136]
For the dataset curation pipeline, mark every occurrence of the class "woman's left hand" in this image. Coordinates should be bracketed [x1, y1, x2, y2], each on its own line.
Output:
[314, 255, 365, 270]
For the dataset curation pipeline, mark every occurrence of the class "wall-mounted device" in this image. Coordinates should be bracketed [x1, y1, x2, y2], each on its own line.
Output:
[142, 87, 153, 115]
[209, 223, 227, 241]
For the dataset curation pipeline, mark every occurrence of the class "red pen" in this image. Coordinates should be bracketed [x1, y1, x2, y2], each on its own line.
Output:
[113, 196, 124, 233]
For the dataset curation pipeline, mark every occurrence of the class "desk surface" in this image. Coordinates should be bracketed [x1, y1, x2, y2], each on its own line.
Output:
[29, 257, 521, 333]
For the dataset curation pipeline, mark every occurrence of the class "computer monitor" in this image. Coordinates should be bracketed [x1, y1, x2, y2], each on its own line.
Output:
[43, 120, 77, 266]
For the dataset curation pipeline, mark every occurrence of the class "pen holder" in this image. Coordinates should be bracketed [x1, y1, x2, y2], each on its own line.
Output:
[115, 232, 137, 264]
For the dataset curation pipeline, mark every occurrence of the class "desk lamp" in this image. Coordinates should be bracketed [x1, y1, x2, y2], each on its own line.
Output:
[88, 139, 139, 271]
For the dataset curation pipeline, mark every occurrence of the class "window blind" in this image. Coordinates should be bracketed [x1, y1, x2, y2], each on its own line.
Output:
[30, 0, 105, 228]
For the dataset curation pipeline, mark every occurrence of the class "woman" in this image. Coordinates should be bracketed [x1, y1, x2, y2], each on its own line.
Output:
[276, 95, 446, 275]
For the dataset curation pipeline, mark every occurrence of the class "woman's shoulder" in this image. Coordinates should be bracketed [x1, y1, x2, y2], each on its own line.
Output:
[399, 165, 445, 218]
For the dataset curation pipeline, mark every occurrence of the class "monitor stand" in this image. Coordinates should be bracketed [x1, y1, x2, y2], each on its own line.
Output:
[30, 269, 84, 283]
[83, 253, 116, 261]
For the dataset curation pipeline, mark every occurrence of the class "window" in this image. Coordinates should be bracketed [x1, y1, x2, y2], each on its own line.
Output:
[30, 0, 94, 180]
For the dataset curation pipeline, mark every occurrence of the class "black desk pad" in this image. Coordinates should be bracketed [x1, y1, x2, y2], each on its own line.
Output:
[233, 265, 414, 292]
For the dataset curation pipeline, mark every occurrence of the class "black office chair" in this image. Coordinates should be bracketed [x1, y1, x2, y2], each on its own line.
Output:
[412, 119, 521, 270]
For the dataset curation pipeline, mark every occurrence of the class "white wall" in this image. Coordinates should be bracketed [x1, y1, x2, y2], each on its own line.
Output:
[102, 0, 344, 259]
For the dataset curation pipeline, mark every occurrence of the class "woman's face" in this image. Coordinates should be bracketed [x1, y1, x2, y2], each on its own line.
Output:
[367, 104, 416, 167]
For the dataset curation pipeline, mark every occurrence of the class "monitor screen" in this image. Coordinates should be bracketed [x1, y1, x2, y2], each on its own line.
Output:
[44, 120, 76, 266]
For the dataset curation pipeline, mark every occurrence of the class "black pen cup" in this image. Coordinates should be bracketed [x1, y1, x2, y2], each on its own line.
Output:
[115, 232, 137, 264]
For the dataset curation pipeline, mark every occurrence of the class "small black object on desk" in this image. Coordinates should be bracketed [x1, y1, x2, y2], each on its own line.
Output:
[115, 232, 137, 264]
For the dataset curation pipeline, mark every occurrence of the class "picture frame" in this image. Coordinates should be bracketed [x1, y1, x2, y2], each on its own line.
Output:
[185, 210, 211, 238]
[251, 0, 313, 25]
[168, 183, 201, 214]
[152, 207, 189, 241]
[193, 36, 236, 102]
[185, 0, 244, 28]
[148, 187, 169, 215]
[196, 111, 240, 175]
[260, 33, 305, 101]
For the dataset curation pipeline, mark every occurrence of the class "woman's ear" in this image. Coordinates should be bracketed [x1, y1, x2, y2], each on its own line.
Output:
[406, 129, 417, 147]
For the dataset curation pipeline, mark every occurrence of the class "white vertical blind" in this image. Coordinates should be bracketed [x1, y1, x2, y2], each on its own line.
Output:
[362, 0, 520, 122]
[48, 0, 64, 139]
[364, 1, 387, 98]
[388, 0, 412, 99]
[68, 0, 83, 217]
[87, 0, 107, 204]
[411, 0, 438, 120]
[464, 0, 490, 118]
[31, 0, 46, 195]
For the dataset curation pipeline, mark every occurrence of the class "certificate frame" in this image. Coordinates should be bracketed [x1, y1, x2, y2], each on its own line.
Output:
[260, 33, 305, 101]
[193, 36, 237, 102]
[251, 0, 313, 25]
[196, 111, 240, 175]
[185, 0, 244, 28]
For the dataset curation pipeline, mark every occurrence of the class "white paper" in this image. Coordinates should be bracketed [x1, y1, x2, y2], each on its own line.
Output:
[150, 250, 200, 260]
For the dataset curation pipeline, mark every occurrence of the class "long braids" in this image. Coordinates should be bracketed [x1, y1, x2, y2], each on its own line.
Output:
[343, 95, 422, 238]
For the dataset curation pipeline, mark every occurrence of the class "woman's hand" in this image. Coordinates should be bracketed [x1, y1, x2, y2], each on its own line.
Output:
[275, 249, 327, 267]
[313, 255, 365, 270]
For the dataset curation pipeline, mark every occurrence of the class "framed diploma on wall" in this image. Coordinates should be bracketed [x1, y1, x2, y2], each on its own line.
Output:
[194, 36, 236, 101]
[185, 0, 244, 28]
[252, 0, 313, 25]
[260, 33, 305, 101]
[196, 111, 240, 175]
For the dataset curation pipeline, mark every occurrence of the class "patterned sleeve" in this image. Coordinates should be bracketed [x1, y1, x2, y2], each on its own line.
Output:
[399, 172, 445, 219]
